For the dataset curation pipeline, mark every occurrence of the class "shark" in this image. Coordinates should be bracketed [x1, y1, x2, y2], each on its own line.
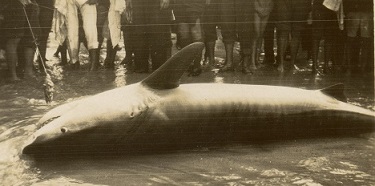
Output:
[22, 42, 375, 155]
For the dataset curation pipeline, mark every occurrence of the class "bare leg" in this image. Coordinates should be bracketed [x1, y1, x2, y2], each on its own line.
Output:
[6, 38, 21, 81]
[290, 28, 302, 71]
[311, 38, 320, 74]
[277, 31, 288, 73]
[23, 47, 35, 78]
[204, 41, 215, 66]
[220, 42, 234, 71]
[323, 38, 334, 74]
[242, 48, 252, 74]
[190, 18, 203, 75]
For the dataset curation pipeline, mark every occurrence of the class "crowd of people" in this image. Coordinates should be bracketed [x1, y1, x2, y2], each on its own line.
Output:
[0, 0, 373, 82]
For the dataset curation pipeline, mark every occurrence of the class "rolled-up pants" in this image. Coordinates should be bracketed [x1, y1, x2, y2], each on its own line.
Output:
[66, 0, 98, 62]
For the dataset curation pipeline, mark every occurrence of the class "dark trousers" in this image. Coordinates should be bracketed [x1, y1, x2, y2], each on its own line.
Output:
[202, 0, 237, 44]
[35, 0, 54, 61]
[132, 0, 172, 71]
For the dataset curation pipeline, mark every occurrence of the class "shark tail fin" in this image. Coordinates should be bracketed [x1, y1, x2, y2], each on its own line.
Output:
[141, 42, 204, 89]
[320, 83, 347, 102]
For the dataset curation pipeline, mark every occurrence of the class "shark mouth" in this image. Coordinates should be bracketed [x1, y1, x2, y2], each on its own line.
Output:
[40, 116, 60, 127]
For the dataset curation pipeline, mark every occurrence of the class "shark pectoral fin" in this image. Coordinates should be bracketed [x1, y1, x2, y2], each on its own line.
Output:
[141, 42, 204, 90]
[151, 109, 169, 122]
[319, 83, 347, 102]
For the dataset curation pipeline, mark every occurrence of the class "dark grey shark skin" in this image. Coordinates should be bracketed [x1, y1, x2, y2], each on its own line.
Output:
[22, 43, 375, 155]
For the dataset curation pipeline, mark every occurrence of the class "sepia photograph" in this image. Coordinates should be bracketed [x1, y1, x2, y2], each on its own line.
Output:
[0, 0, 374, 185]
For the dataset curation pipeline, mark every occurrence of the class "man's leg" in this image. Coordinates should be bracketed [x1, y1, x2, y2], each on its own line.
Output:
[6, 38, 21, 81]
[121, 24, 134, 65]
[189, 18, 204, 76]
[289, 26, 302, 71]
[311, 34, 321, 74]
[220, 0, 237, 72]
[359, 12, 373, 73]
[202, 2, 218, 67]
[264, 12, 276, 66]
[220, 42, 234, 71]
[277, 30, 289, 73]
[204, 41, 216, 66]
[36, 0, 54, 66]
[132, 0, 150, 73]
[80, 3, 99, 71]
[104, 40, 116, 69]
[66, 1, 80, 68]
[23, 46, 35, 78]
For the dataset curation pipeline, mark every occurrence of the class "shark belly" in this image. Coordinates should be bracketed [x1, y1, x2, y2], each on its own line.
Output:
[22, 43, 375, 155]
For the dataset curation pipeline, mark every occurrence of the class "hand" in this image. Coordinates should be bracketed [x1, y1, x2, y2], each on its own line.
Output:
[87, 0, 98, 5]
[160, 0, 170, 9]
[19, 0, 32, 6]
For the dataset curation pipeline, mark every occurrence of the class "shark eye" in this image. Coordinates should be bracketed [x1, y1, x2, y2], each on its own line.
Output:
[61, 127, 68, 133]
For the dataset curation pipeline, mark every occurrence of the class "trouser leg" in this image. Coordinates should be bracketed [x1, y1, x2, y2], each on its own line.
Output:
[66, 1, 80, 65]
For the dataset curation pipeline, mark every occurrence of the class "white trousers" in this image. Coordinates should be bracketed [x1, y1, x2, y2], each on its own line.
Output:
[66, 0, 98, 62]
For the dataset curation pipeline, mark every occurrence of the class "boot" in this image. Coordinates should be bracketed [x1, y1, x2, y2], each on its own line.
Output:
[89, 49, 99, 71]
[58, 44, 68, 66]
[104, 40, 116, 69]
[60, 46, 68, 66]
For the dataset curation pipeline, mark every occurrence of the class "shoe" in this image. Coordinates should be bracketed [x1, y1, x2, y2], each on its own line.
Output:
[242, 67, 251, 74]
[120, 56, 132, 65]
[242, 64, 256, 74]
[68, 61, 80, 70]
[188, 67, 202, 76]
[219, 65, 234, 72]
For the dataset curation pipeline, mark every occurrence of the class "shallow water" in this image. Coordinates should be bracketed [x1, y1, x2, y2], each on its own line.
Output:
[0, 39, 374, 185]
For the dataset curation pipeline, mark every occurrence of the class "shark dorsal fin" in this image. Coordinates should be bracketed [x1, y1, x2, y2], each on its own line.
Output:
[320, 83, 347, 102]
[141, 42, 204, 89]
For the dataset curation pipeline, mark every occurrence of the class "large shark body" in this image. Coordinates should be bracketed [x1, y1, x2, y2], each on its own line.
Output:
[23, 43, 375, 155]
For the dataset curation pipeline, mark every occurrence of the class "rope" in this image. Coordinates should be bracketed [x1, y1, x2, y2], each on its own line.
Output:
[22, 5, 48, 75]
[23, 4, 55, 104]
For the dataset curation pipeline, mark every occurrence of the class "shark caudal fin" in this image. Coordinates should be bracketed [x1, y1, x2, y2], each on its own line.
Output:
[319, 83, 347, 102]
[141, 42, 204, 89]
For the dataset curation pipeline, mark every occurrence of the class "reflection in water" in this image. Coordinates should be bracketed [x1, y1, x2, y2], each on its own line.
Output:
[114, 66, 127, 87]
[214, 76, 224, 84]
